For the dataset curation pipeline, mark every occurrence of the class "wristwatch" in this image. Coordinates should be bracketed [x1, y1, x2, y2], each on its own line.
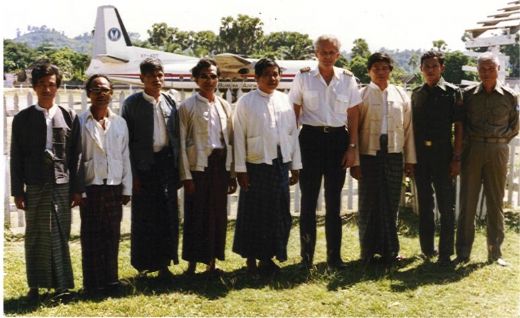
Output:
[349, 143, 357, 149]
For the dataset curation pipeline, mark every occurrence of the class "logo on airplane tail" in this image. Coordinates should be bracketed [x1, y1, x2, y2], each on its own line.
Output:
[108, 28, 121, 41]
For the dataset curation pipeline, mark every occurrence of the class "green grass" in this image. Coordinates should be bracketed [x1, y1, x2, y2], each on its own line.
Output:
[4, 211, 520, 317]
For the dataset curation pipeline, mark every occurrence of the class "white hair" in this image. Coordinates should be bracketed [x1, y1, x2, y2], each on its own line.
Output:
[477, 52, 500, 68]
[314, 35, 341, 51]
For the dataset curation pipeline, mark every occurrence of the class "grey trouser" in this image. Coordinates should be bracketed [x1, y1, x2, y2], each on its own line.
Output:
[456, 141, 508, 260]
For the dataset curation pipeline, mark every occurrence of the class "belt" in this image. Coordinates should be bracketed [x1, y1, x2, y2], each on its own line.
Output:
[154, 147, 171, 156]
[302, 124, 346, 133]
[210, 148, 226, 157]
[470, 137, 509, 144]
[422, 140, 450, 147]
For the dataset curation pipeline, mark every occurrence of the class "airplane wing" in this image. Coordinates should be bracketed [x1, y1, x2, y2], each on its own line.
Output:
[98, 55, 129, 64]
[214, 53, 254, 76]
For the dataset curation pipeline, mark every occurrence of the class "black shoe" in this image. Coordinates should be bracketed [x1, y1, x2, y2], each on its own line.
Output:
[258, 259, 280, 275]
[51, 289, 72, 302]
[106, 280, 129, 293]
[437, 256, 452, 267]
[27, 288, 39, 303]
[158, 268, 175, 281]
[327, 260, 347, 271]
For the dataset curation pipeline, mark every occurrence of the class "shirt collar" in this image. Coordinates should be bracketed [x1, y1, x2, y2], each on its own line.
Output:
[143, 91, 162, 104]
[196, 93, 217, 104]
[86, 107, 115, 121]
[420, 77, 447, 92]
[474, 82, 504, 95]
[256, 89, 274, 97]
[311, 66, 341, 80]
[35, 103, 58, 117]
[368, 82, 387, 92]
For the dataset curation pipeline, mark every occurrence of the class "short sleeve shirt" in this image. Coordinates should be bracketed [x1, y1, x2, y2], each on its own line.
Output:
[289, 66, 362, 127]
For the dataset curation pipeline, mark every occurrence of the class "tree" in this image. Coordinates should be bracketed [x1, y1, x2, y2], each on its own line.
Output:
[147, 22, 175, 48]
[260, 32, 314, 60]
[349, 55, 370, 84]
[443, 51, 478, 84]
[432, 39, 448, 52]
[408, 53, 419, 73]
[501, 44, 520, 78]
[218, 15, 264, 56]
[3, 39, 36, 73]
[351, 38, 371, 59]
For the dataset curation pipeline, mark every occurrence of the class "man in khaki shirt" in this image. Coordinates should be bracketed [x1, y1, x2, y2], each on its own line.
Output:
[456, 53, 519, 267]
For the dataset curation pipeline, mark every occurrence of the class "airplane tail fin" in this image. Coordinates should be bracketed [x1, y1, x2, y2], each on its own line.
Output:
[92, 5, 132, 62]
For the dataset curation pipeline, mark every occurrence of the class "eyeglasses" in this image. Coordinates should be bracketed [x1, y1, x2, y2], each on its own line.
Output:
[198, 74, 218, 80]
[89, 87, 112, 94]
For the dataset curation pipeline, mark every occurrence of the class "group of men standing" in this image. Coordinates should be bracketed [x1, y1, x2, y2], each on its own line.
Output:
[10, 34, 518, 302]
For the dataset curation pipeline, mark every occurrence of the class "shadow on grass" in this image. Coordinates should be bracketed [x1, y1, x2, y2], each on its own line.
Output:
[388, 260, 487, 292]
[326, 256, 487, 292]
[3, 262, 316, 315]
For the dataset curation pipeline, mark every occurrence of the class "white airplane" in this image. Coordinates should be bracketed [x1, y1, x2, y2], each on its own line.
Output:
[86, 5, 318, 90]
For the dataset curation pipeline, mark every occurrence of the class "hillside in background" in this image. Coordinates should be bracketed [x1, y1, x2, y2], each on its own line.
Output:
[9, 25, 423, 72]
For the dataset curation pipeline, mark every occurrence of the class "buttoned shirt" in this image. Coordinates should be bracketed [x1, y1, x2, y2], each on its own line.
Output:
[233, 89, 302, 172]
[412, 77, 463, 144]
[179, 93, 234, 180]
[79, 108, 132, 196]
[200, 94, 225, 150]
[288, 66, 362, 127]
[356, 83, 416, 164]
[34, 103, 58, 150]
[143, 92, 169, 152]
[463, 82, 519, 141]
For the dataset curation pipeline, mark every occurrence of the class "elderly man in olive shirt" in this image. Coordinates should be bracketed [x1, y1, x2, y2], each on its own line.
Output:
[456, 52, 519, 266]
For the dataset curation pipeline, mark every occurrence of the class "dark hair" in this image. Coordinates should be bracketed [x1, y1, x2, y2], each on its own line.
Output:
[420, 50, 445, 66]
[84, 74, 113, 93]
[31, 61, 62, 87]
[191, 58, 219, 78]
[254, 58, 281, 77]
[140, 57, 164, 75]
[367, 52, 394, 71]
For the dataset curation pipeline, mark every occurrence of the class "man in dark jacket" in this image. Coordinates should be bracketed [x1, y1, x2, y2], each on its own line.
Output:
[120, 58, 180, 279]
[10, 61, 84, 301]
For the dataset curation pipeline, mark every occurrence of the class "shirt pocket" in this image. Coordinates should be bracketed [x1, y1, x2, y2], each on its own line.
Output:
[246, 136, 263, 162]
[186, 143, 197, 165]
[84, 159, 95, 182]
[109, 158, 123, 180]
[334, 93, 351, 113]
[389, 101, 404, 128]
[303, 91, 319, 111]
[52, 127, 70, 161]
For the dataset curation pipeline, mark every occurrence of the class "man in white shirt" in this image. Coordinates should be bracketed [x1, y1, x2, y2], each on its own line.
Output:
[233, 58, 302, 275]
[289, 35, 361, 270]
[121, 58, 180, 279]
[79, 74, 131, 295]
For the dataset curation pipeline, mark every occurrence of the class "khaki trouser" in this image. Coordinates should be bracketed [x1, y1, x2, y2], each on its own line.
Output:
[456, 141, 508, 260]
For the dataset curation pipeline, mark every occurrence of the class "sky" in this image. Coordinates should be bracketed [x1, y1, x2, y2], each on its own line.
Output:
[0, 0, 508, 52]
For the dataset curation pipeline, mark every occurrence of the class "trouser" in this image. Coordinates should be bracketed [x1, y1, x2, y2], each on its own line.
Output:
[415, 142, 455, 258]
[299, 125, 348, 264]
[457, 142, 508, 260]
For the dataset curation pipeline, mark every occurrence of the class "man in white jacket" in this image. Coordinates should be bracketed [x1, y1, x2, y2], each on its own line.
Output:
[79, 74, 132, 295]
[232, 58, 302, 275]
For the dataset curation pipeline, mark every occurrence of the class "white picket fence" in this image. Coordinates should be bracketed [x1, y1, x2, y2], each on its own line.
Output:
[3, 86, 520, 230]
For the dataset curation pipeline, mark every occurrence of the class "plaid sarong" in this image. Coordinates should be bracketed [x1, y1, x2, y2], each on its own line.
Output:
[80, 184, 123, 290]
[182, 151, 229, 264]
[24, 183, 74, 289]
[358, 149, 403, 261]
[233, 157, 292, 262]
[131, 152, 180, 271]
